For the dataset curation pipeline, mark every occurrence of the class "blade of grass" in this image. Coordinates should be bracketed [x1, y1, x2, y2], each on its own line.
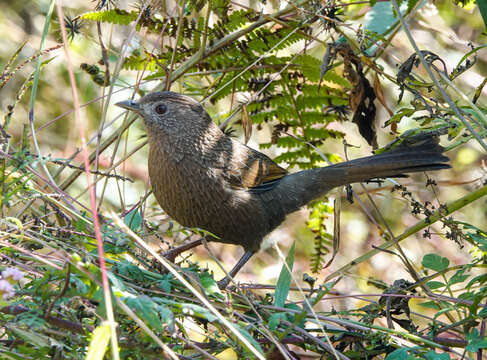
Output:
[28, 0, 56, 186]
[274, 242, 295, 308]
[326, 183, 487, 282]
[111, 213, 266, 360]
[391, 0, 487, 152]
[56, 2, 119, 359]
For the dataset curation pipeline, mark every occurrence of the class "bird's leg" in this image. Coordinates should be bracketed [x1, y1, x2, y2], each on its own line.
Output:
[217, 250, 254, 289]
[162, 238, 203, 262]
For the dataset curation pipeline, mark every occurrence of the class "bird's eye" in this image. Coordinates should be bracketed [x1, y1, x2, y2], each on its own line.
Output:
[155, 104, 167, 115]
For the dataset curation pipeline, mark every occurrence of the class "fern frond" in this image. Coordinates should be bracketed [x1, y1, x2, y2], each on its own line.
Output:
[307, 202, 334, 273]
[123, 53, 157, 71]
[81, 9, 138, 25]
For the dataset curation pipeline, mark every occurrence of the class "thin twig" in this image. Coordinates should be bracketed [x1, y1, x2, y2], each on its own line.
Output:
[390, 0, 487, 152]
[165, 0, 186, 91]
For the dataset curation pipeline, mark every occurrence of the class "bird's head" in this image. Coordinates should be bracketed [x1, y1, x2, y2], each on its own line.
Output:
[115, 91, 213, 136]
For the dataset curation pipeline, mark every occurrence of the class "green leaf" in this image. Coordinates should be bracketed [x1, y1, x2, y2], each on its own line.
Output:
[478, 0, 487, 31]
[448, 269, 469, 286]
[434, 306, 456, 319]
[86, 322, 111, 360]
[155, 303, 175, 332]
[384, 108, 415, 127]
[0, 349, 36, 360]
[274, 242, 295, 308]
[181, 303, 218, 322]
[268, 313, 286, 330]
[466, 328, 487, 352]
[467, 232, 487, 251]
[115, 262, 151, 282]
[419, 301, 441, 310]
[426, 281, 445, 290]
[16, 310, 46, 329]
[126, 295, 164, 332]
[8, 326, 50, 349]
[232, 323, 264, 355]
[71, 274, 90, 295]
[158, 274, 173, 292]
[74, 217, 86, 232]
[458, 291, 476, 302]
[124, 208, 142, 231]
[199, 272, 222, 297]
[467, 274, 487, 289]
[422, 254, 450, 272]
[407, 0, 420, 12]
[385, 347, 415, 360]
[447, 120, 463, 140]
[362, 2, 396, 55]
[107, 271, 128, 294]
[285, 303, 306, 328]
[424, 350, 450, 360]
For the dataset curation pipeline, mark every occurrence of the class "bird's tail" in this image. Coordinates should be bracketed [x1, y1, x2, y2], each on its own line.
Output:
[270, 134, 450, 214]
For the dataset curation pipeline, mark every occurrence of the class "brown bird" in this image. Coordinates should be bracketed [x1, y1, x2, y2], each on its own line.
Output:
[116, 92, 450, 287]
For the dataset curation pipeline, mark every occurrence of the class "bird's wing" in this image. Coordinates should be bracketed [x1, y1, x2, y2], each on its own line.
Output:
[222, 142, 288, 192]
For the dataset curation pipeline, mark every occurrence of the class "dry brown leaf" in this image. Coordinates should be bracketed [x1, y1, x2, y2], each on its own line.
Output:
[373, 73, 397, 133]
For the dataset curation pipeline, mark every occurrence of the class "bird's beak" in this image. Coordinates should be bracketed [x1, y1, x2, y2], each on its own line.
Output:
[115, 100, 141, 112]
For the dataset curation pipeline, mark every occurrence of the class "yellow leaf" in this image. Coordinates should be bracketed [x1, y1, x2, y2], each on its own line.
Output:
[215, 348, 238, 360]
[86, 322, 111, 360]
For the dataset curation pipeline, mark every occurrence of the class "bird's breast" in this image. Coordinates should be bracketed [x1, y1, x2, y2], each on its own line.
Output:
[148, 145, 229, 228]
[147, 143, 277, 252]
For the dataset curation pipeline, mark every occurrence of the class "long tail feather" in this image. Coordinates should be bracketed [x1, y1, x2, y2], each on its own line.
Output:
[269, 135, 450, 214]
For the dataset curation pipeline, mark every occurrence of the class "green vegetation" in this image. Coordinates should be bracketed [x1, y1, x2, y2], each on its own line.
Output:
[0, 0, 486, 358]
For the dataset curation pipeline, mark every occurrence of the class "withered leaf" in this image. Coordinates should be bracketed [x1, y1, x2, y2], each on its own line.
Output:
[325, 42, 378, 148]
[373, 72, 396, 133]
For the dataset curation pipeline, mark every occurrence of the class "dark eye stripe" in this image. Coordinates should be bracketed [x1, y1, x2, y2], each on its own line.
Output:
[155, 104, 167, 115]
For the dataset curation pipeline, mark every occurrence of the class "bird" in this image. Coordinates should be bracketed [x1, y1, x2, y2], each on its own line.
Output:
[116, 91, 450, 288]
